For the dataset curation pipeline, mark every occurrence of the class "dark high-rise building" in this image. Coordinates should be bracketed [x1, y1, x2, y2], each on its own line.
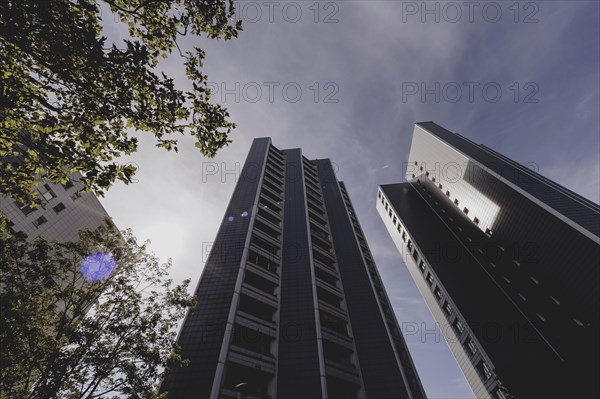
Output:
[161, 138, 426, 399]
[377, 122, 599, 399]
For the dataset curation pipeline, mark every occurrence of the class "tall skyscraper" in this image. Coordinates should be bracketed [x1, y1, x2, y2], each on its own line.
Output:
[1, 172, 111, 242]
[377, 122, 599, 398]
[161, 138, 425, 399]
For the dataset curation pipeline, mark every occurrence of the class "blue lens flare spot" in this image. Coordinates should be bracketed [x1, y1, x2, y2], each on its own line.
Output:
[241, 211, 249, 217]
[80, 252, 116, 281]
[228, 216, 235, 222]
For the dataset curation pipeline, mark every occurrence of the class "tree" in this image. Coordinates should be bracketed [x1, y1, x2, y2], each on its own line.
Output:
[0, 214, 196, 398]
[0, 0, 242, 205]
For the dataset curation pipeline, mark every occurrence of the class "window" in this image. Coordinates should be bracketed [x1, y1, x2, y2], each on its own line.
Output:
[414, 161, 418, 166]
[393, 215, 397, 225]
[39, 184, 56, 201]
[412, 174, 415, 178]
[485, 228, 493, 236]
[463, 207, 469, 215]
[32, 216, 48, 228]
[71, 191, 82, 201]
[536, 313, 546, 322]
[412, 248, 419, 262]
[385, 202, 388, 211]
[443, 301, 453, 315]
[420, 166, 423, 171]
[402, 231, 406, 242]
[446, 191, 450, 197]
[388, 209, 392, 217]
[465, 337, 478, 355]
[425, 272, 434, 286]
[479, 361, 492, 380]
[454, 198, 459, 205]
[453, 319, 464, 334]
[518, 293, 526, 301]
[513, 260, 521, 267]
[438, 183, 443, 189]
[474, 217, 480, 225]
[550, 296, 560, 305]
[503, 276, 510, 284]
[495, 388, 508, 399]
[431, 177, 436, 182]
[378, 192, 381, 199]
[397, 224, 401, 233]
[573, 318, 584, 327]
[418, 260, 426, 273]
[15, 201, 37, 216]
[63, 180, 74, 189]
[425, 171, 429, 177]
[52, 202, 66, 214]
[434, 286, 442, 300]
[530, 276, 539, 285]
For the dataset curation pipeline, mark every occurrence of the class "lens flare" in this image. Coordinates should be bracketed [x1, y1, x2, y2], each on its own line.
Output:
[80, 252, 116, 281]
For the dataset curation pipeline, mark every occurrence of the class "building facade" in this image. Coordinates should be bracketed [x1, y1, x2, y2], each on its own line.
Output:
[377, 122, 599, 398]
[160, 138, 426, 399]
[1, 172, 111, 242]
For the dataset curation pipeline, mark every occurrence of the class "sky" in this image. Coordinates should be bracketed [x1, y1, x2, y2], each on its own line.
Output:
[99, 1, 599, 398]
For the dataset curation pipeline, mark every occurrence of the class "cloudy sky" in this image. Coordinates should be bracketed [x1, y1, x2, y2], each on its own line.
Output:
[99, 1, 599, 397]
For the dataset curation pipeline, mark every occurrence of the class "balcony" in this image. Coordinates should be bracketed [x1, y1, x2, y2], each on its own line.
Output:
[308, 205, 327, 222]
[221, 361, 274, 399]
[312, 234, 333, 253]
[316, 283, 343, 308]
[247, 249, 279, 276]
[263, 176, 283, 194]
[260, 184, 283, 203]
[237, 293, 276, 324]
[230, 323, 276, 358]
[306, 187, 322, 203]
[307, 199, 326, 217]
[244, 269, 278, 297]
[323, 340, 358, 376]
[310, 219, 329, 236]
[241, 284, 278, 307]
[320, 310, 350, 338]
[258, 196, 282, 214]
[314, 266, 339, 289]
[257, 206, 281, 227]
[313, 257, 336, 274]
[250, 232, 280, 256]
[254, 218, 281, 242]
[265, 165, 284, 180]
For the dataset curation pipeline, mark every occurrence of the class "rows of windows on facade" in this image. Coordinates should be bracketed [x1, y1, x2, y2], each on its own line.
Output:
[377, 122, 599, 399]
[1, 173, 110, 243]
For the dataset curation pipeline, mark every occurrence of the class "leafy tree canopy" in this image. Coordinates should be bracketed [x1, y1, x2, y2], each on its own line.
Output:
[0, 215, 196, 398]
[0, 0, 242, 205]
